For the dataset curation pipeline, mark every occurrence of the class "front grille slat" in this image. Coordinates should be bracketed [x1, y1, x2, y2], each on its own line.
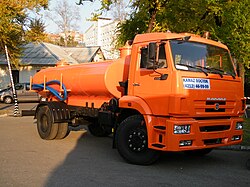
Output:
[200, 125, 230, 132]
[206, 101, 226, 105]
[194, 100, 236, 114]
[204, 138, 222, 145]
[205, 108, 225, 112]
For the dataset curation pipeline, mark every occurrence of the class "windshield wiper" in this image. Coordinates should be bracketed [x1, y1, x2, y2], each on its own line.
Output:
[196, 66, 223, 78]
[176, 64, 208, 76]
[224, 71, 236, 79]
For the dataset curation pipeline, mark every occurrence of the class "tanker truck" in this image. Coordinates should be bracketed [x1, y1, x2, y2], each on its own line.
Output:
[30, 32, 246, 165]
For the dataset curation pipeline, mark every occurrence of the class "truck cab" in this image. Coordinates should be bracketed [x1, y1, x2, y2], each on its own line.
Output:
[119, 33, 245, 153]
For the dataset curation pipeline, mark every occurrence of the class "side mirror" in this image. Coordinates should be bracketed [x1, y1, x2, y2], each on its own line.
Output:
[146, 42, 157, 69]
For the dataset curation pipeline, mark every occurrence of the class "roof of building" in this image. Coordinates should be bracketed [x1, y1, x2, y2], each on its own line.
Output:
[63, 46, 102, 63]
[0, 42, 102, 66]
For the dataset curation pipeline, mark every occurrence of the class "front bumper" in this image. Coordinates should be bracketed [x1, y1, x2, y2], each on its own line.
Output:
[146, 115, 244, 151]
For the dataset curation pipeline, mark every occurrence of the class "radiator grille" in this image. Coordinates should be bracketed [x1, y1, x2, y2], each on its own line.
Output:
[200, 125, 230, 132]
[194, 100, 235, 114]
[204, 138, 222, 145]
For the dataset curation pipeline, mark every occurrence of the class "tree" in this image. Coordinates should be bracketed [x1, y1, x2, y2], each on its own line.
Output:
[99, 0, 250, 77]
[47, 0, 80, 47]
[25, 18, 47, 43]
[0, 0, 48, 65]
[214, 0, 250, 78]
[80, 0, 127, 21]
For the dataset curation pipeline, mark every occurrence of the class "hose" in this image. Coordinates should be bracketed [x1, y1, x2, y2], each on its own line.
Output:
[32, 80, 68, 101]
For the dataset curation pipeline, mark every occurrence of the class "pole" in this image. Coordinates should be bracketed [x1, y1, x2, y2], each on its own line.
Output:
[4, 45, 20, 117]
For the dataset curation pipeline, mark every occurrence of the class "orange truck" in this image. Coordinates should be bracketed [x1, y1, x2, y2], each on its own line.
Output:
[31, 32, 246, 165]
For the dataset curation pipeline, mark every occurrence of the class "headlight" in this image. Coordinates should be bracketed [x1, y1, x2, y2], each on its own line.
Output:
[174, 125, 191, 134]
[235, 122, 243, 130]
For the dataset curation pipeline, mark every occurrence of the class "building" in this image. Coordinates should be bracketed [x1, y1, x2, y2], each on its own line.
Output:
[0, 42, 104, 89]
[59, 31, 84, 44]
[63, 46, 104, 63]
[47, 31, 84, 46]
[85, 17, 120, 59]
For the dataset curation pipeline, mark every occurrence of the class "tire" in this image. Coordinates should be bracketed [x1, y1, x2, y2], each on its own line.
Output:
[184, 148, 213, 156]
[88, 119, 111, 137]
[55, 123, 70, 139]
[115, 115, 159, 165]
[4, 96, 13, 104]
[36, 105, 59, 140]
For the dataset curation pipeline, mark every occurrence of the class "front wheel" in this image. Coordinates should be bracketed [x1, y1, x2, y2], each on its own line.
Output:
[36, 105, 59, 140]
[4, 96, 13, 104]
[115, 115, 159, 165]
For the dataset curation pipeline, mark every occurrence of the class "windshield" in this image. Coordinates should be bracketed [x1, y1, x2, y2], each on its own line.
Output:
[170, 40, 236, 77]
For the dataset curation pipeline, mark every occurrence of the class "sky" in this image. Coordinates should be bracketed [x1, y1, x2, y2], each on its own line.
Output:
[42, 0, 102, 34]
[40, 0, 130, 34]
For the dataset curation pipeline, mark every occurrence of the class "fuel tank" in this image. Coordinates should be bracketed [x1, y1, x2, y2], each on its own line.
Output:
[32, 47, 131, 107]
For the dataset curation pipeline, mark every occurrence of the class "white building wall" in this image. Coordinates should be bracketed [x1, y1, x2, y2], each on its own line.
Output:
[85, 18, 120, 59]
[85, 22, 98, 46]
[0, 67, 38, 89]
[19, 67, 39, 83]
[0, 67, 10, 89]
[100, 21, 119, 59]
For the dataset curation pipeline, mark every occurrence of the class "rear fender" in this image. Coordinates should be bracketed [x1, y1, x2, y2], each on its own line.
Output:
[35, 101, 71, 123]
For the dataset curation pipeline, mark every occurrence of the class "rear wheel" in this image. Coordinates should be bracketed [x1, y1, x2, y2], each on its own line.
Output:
[55, 123, 70, 139]
[4, 96, 13, 104]
[115, 115, 159, 165]
[37, 105, 58, 140]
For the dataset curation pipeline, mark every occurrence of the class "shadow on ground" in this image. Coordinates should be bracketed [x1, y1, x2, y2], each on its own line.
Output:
[0, 104, 13, 110]
[44, 131, 250, 187]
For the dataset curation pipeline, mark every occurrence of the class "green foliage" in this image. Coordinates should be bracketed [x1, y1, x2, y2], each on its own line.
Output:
[242, 117, 250, 146]
[87, 12, 102, 21]
[25, 18, 47, 43]
[99, 0, 249, 74]
[214, 0, 250, 68]
[0, 0, 48, 66]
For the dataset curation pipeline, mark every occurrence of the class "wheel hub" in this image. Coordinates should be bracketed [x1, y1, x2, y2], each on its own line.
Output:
[128, 129, 147, 152]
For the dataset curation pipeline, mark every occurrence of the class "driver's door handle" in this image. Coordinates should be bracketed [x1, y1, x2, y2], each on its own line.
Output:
[133, 83, 140, 86]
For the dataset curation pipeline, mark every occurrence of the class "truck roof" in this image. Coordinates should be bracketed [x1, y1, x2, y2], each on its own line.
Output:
[133, 32, 228, 50]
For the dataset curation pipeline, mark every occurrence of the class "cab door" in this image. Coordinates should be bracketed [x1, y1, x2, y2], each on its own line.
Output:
[132, 43, 172, 116]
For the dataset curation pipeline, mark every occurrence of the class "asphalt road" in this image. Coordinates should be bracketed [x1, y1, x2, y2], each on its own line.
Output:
[0, 115, 249, 187]
[0, 102, 38, 117]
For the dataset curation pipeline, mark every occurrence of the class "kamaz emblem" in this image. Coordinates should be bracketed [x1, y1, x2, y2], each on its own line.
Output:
[215, 103, 220, 110]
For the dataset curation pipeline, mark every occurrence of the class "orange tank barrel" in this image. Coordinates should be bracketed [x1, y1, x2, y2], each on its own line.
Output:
[32, 56, 130, 107]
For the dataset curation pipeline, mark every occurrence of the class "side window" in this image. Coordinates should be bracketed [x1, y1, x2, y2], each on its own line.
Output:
[140, 43, 167, 68]
[15, 84, 24, 90]
[158, 43, 167, 68]
[26, 84, 30, 90]
[140, 47, 148, 68]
